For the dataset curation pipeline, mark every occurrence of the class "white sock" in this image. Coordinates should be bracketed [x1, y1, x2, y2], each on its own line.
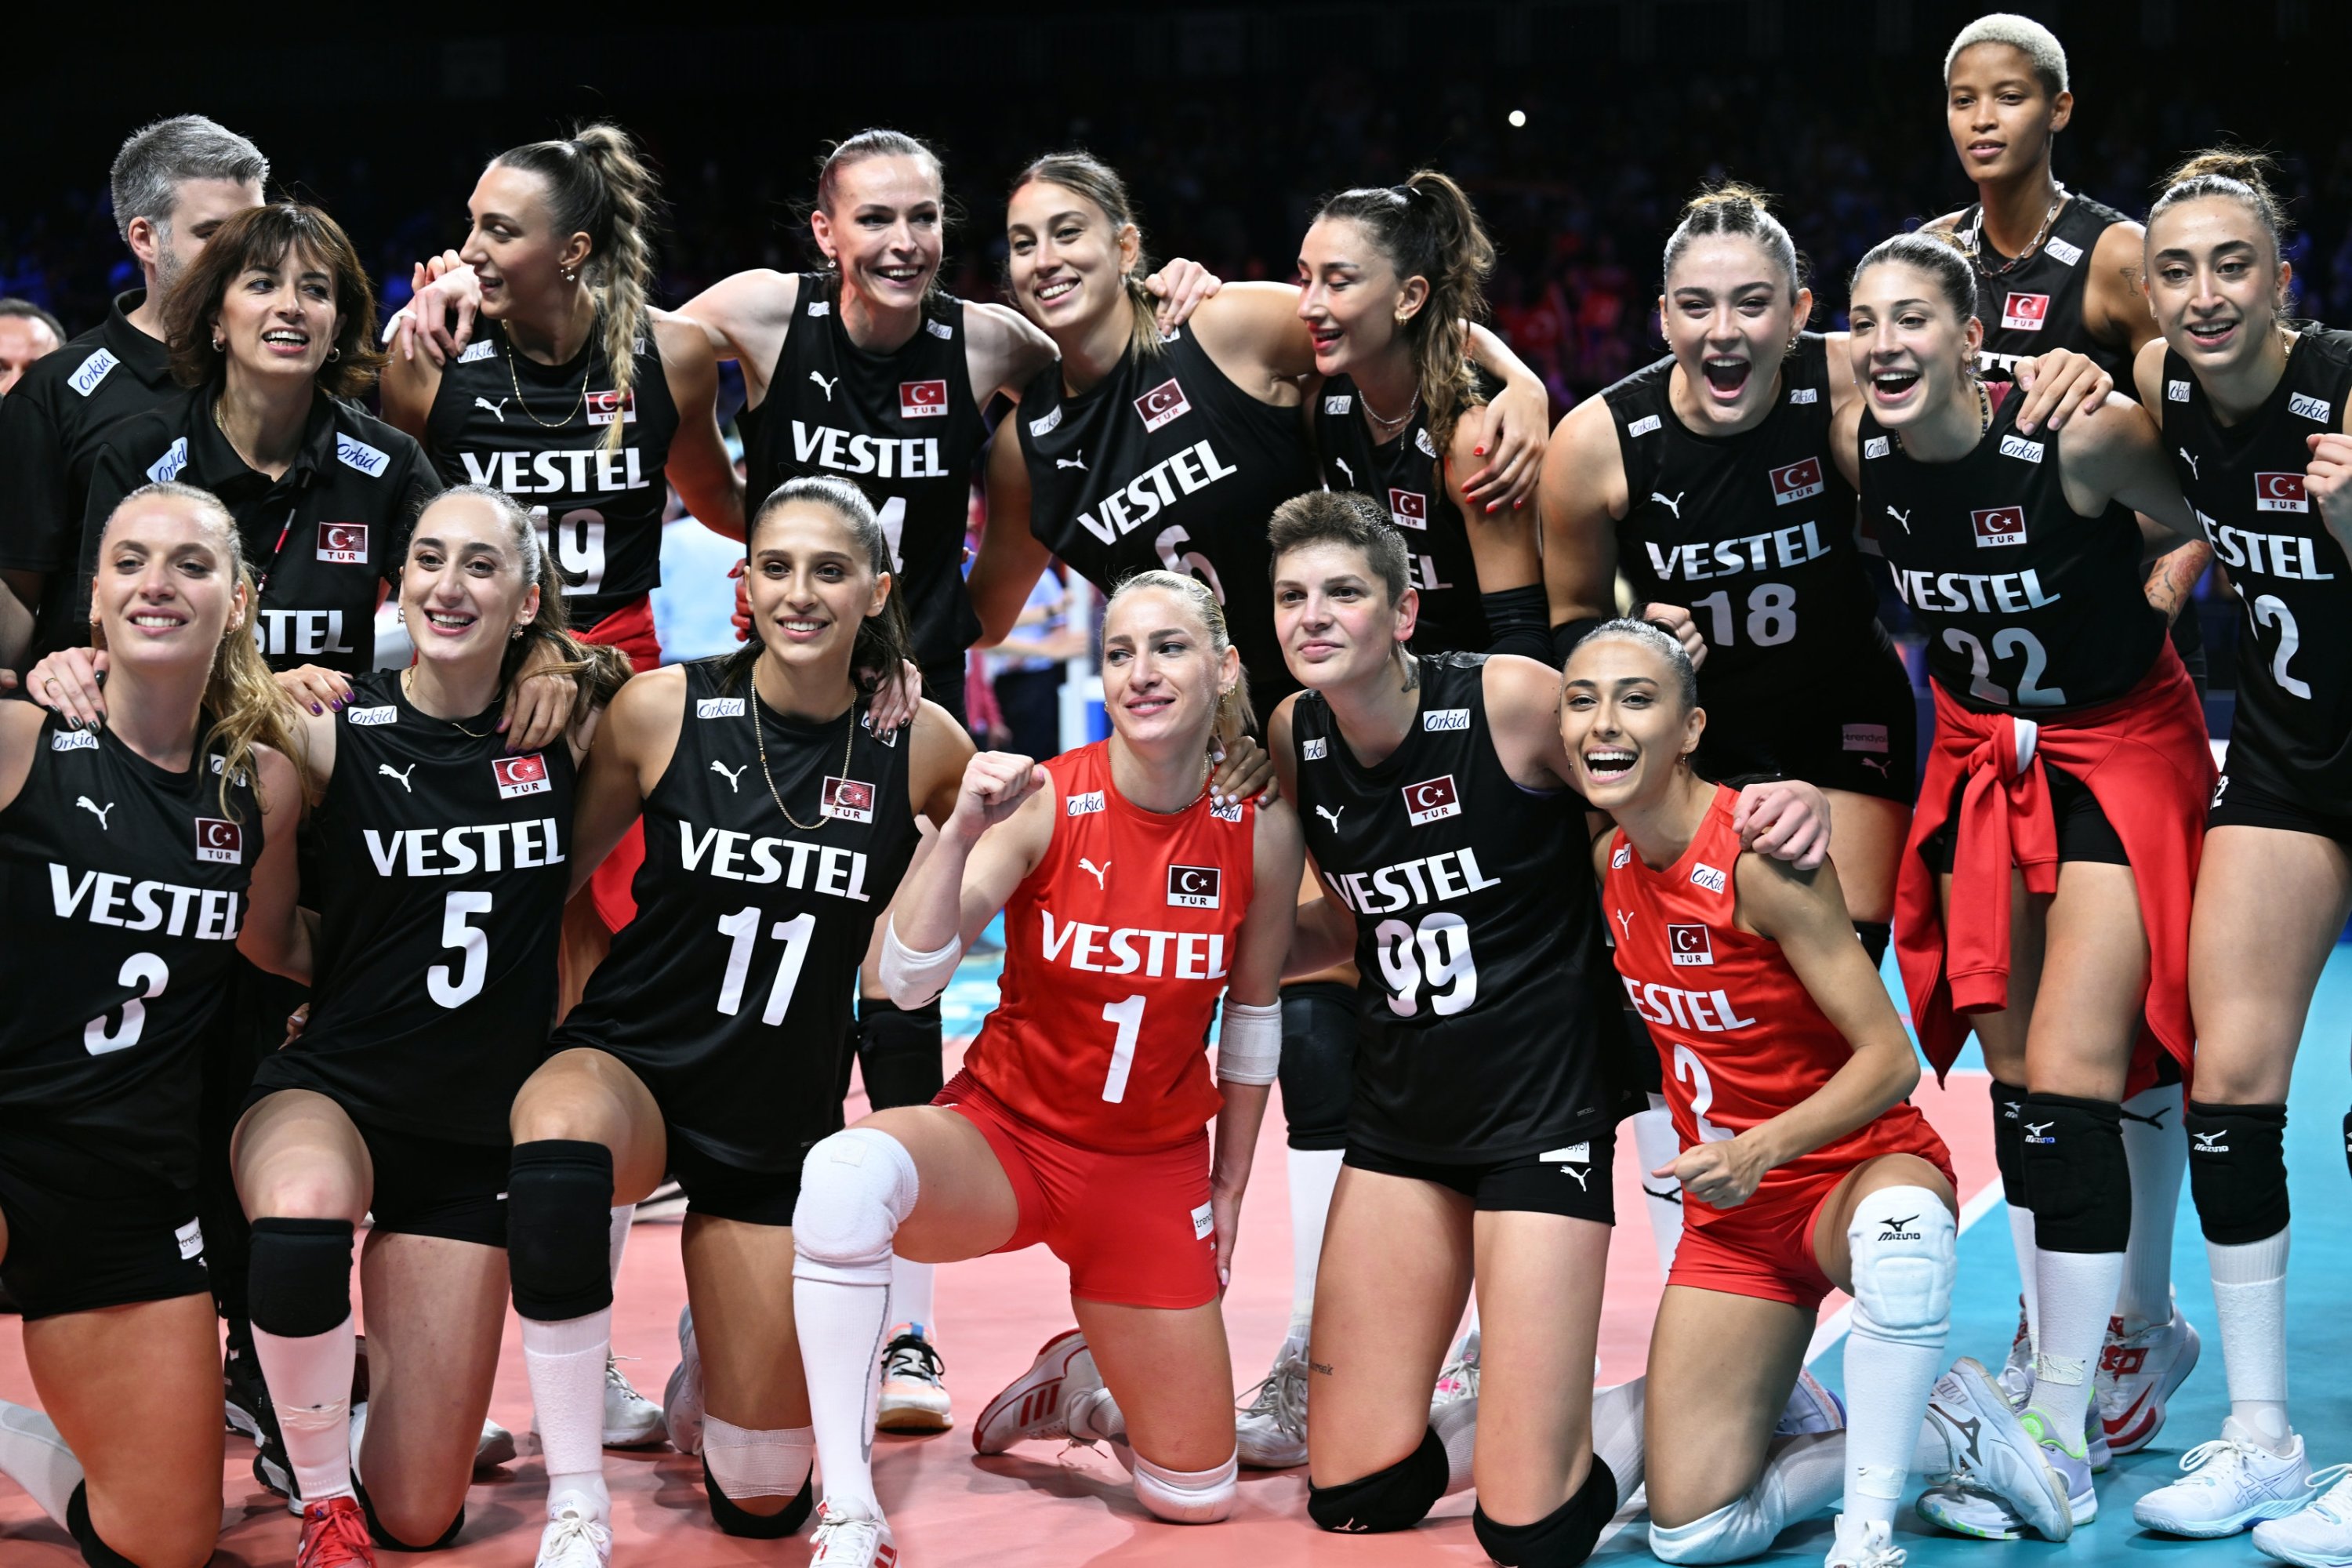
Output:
[1594, 1377, 1646, 1502]
[1650, 1432, 1842, 1562]
[792, 1274, 891, 1520]
[1131, 1449, 1238, 1523]
[253, 1312, 357, 1503]
[2209, 1227, 2292, 1453]
[2006, 1206, 2040, 1350]
[1633, 1096, 1686, 1279]
[1844, 1326, 1942, 1529]
[2027, 1247, 2124, 1442]
[891, 1254, 936, 1338]
[608, 1205, 633, 1283]
[522, 1307, 611, 1519]
[2118, 1083, 2187, 1331]
[1286, 1147, 1343, 1331]
[1433, 1388, 1479, 1494]
[0, 1401, 82, 1527]
[1071, 1384, 1128, 1448]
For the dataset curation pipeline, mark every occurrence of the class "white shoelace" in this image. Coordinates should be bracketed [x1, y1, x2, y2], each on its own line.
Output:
[2295, 1463, 2352, 1523]
[2172, 1436, 2276, 1490]
[540, 1508, 612, 1566]
[811, 1512, 887, 1561]
[1237, 1355, 1308, 1436]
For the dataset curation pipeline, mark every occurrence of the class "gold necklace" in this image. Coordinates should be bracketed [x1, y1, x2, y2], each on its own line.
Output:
[402, 667, 496, 738]
[750, 670, 858, 832]
[1976, 379, 1994, 435]
[504, 327, 593, 430]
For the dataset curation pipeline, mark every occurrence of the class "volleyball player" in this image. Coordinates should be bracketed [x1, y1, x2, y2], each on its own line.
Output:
[1931, 16, 2209, 1427]
[2107, 153, 2352, 1550]
[0, 482, 304, 1568]
[228, 487, 626, 1564]
[788, 568, 1299, 1566]
[1831, 232, 2209, 1539]
[1563, 619, 1958, 1568]
[498, 476, 964, 1566]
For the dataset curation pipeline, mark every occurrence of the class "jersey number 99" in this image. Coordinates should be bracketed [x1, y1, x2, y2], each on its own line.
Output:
[1375, 913, 1478, 1018]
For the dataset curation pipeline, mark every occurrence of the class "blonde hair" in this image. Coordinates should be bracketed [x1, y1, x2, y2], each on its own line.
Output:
[1945, 13, 2067, 96]
[1104, 569, 1254, 753]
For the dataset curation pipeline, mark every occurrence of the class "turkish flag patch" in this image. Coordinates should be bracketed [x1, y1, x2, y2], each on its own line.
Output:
[898, 379, 949, 419]
[316, 523, 368, 563]
[492, 753, 552, 800]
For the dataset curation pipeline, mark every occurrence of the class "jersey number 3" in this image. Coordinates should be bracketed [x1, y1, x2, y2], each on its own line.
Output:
[84, 953, 171, 1055]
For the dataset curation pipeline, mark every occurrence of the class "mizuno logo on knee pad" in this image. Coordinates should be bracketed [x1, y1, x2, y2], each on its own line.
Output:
[2024, 1121, 2056, 1143]
[2192, 1131, 2228, 1152]
[1878, 1214, 1922, 1240]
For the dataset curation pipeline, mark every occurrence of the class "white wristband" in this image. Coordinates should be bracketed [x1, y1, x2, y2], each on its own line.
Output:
[878, 916, 962, 1007]
[1214, 996, 1282, 1086]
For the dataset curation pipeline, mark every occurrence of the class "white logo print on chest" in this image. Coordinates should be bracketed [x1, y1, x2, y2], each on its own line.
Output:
[1079, 857, 1110, 890]
[75, 796, 114, 830]
[1652, 492, 1686, 519]
[809, 371, 840, 401]
[1057, 452, 1088, 471]
[1334, 457, 1356, 487]
[378, 763, 416, 793]
[474, 396, 508, 423]
[2180, 448, 2201, 481]
[1885, 504, 1913, 535]
[1315, 804, 1345, 832]
[710, 760, 745, 793]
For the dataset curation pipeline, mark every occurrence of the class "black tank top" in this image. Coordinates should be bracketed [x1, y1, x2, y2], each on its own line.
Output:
[2164, 331, 2352, 805]
[1019, 325, 1319, 713]
[742, 274, 989, 670]
[550, 659, 919, 1172]
[1313, 376, 1489, 653]
[1605, 335, 1896, 696]
[1962, 192, 2135, 383]
[0, 714, 261, 1185]
[1861, 392, 2161, 713]
[249, 670, 575, 1145]
[424, 320, 680, 628]
[1289, 655, 1626, 1161]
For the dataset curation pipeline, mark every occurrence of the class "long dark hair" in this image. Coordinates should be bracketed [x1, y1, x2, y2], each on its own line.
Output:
[720, 477, 916, 700]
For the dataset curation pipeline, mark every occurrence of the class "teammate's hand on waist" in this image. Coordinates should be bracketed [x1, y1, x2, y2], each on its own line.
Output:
[276, 664, 354, 718]
[951, 750, 1047, 841]
[1209, 735, 1276, 808]
[861, 659, 923, 733]
[2009, 347, 2112, 434]
[1733, 779, 1831, 871]
[1145, 257, 1223, 338]
[1655, 1135, 1767, 1210]
[2308, 432, 2352, 536]
[282, 1003, 310, 1049]
[26, 644, 110, 729]
[1459, 381, 1547, 513]
[502, 658, 579, 753]
[1635, 603, 1708, 670]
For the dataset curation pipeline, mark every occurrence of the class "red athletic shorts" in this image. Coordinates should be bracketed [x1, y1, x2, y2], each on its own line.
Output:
[577, 597, 661, 931]
[1667, 1135, 1956, 1311]
[938, 1069, 1219, 1310]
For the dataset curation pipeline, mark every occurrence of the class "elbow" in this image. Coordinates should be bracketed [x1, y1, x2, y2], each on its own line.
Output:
[1886, 1048, 1922, 1105]
[239, 929, 306, 985]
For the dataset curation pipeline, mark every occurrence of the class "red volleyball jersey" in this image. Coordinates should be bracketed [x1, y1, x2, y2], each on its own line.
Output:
[963, 742, 1258, 1152]
[1603, 785, 1947, 1222]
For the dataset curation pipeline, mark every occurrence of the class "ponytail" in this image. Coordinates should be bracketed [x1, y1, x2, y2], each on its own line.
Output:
[1313, 171, 1496, 452]
[1011, 151, 1163, 359]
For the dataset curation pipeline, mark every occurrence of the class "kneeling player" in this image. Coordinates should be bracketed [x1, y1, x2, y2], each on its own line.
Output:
[1566, 621, 1960, 1568]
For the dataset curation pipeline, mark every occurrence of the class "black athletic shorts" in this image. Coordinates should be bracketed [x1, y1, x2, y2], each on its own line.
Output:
[666, 1134, 799, 1227]
[1919, 759, 2128, 873]
[0, 1132, 209, 1320]
[2209, 768, 2352, 849]
[1278, 980, 1358, 1153]
[1345, 1128, 1617, 1225]
[1695, 659, 1918, 804]
[238, 1088, 510, 1248]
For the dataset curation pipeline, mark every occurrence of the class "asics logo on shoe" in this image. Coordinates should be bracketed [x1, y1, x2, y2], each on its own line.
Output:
[2024, 1121, 2056, 1144]
[2193, 1131, 2228, 1152]
[1878, 1214, 1922, 1240]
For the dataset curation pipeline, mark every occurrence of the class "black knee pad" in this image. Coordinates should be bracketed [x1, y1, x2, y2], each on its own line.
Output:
[1307, 1426, 1448, 1533]
[857, 996, 945, 1112]
[2185, 1101, 2290, 1246]
[66, 1483, 137, 1568]
[1853, 921, 1892, 969]
[506, 1140, 614, 1322]
[2019, 1093, 2129, 1254]
[702, 1454, 815, 1538]
[1988, 1080, 2027, 1200]
[1472, 1456, 1619, 1568]
[1279, 982, 1359, 1152]
[355, 1481, 465, 1551]
[1622, 1007, 1663, 1094]
[246, 1218, 355, 1338]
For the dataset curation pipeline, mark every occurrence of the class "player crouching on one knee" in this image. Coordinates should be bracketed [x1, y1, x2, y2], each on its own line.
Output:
[1565, 621, 1961, 1568]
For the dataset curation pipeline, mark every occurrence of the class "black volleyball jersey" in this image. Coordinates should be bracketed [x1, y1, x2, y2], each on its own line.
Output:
[742, 274, 989, 669]
[1020, 325, 1319, 713]
[82, 390, 440, 673]
[1605, 336, 1894, 691]
[1861, 392, 2161, 713]
[1290, 655, 1623, 1161]
[550, 659, 919, 1172]
[424, 320, 681, 627]
[2164, 331, 2352, 804]
[1314, 377, 1490, 653]
[1962, 192, 2135, 383]
[0, 713, 260, 1185]
[250, 671, 575, 1145]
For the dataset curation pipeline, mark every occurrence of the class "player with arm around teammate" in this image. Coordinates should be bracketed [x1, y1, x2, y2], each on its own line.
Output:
[1563, 619, 1958, 1568]
[789, 568, 1302, 1566]
[0, 481, 304, 1568]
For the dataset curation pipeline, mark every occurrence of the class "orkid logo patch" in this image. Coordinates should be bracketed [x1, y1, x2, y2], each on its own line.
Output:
[1066, 790, 1107, 817]
[1167, 864, 1221, 908]
[1769, 457, 1824, 505]
[2256, 472, 2309, 513]
[898, 379, 949, 420]
[316, 522, 368, 563]
[1972, 505, 2027, 547]
[494, 753, 553, 799]
[2001, 292, 2050, 332]
[1403, 775, 1461, 826]
[1134, 377, 1192, 432]
[196, 818, 243, 863]
[822, 776, 875, 823]
[1388, 488, 1429, 530]
[1668, 924, 1715, 965]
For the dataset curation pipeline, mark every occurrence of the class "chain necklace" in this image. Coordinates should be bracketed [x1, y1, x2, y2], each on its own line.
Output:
[1359, 383, 1420, 438]
[504, 328, 593, 430]
[402, 666, 496, 738]
[750, 671, 858, 832]
[1961, 181, 2070, 277]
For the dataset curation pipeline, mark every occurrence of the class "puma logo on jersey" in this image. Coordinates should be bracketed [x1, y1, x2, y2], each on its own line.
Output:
[75, 796, 114, 830]
[1652, 491, 1686, 519]
[2023, 1121, 2056, 1144]
[1541, 1144, 1592, 1189]
[2192, 1130, 2228, 1153]
[378, 763, 416, 793]
[1614, 909, 1634, 937]
[1314, 804, 1345, 832]
[809, 370, 840, 401]
[474, 396, 508, 423]
[710, 760, 745, 793]
[1860, 756, 1893, 776]
[1878, 1214, 1922, 1240]
[1558, 1164, 1593, 1190]
[1333, 457, 1356, 487]
[1057, 453, 1088, 471]
[1885, 504, 1913, 535]
[1079, 857, 1111, 890]
[2180, 448, 2200, 481]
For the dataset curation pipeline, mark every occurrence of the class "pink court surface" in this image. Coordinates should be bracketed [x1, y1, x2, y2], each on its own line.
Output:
[0, 1048, 1995, 1567]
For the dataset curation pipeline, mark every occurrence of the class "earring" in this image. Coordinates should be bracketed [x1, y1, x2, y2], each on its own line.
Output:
[561, 268, 578, 284]
[327, 347, 340, 362]
[211, 334, 224, 351]
[510, 625, 527, 641]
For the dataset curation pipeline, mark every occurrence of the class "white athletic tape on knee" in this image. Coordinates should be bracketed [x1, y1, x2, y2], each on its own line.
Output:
[1132, 1449, 1239, 1524]
[1649, 1493, 1779, 1564]
[1214, 998, 1281, 1085]
[792, 1128, 920, 1287]
[878, 917, 963, 1008]
[1848, 1187, 1956, 1345]
[702, 1417, 814, 1501]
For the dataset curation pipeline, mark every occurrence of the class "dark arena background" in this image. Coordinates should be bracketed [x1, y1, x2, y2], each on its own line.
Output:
[6, 2, 2352, 1565]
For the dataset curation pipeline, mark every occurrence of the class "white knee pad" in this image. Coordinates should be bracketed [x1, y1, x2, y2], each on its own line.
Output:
[793, 1127, 920, 1287]
[1649, 1494, 1777, 1564]
[1847, 1186, 1956, 1345]
[702, 1416, 814, 1500]
[1132, 1450, 1239, 1524]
